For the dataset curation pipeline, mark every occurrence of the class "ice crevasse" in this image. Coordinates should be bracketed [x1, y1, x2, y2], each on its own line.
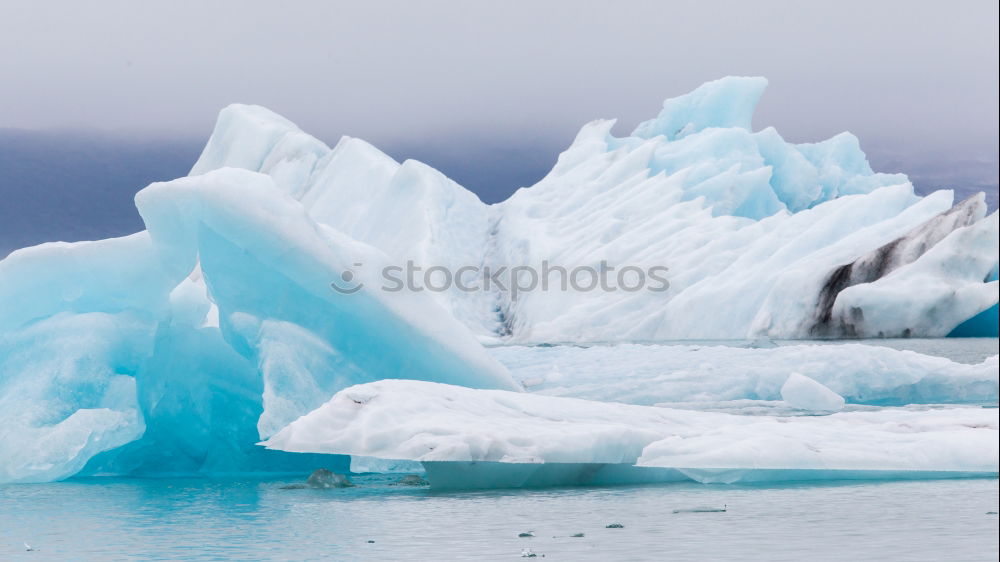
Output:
[0, 76, 997, 484]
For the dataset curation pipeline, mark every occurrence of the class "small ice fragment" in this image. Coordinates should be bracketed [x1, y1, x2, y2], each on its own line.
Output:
[393, 474, 429, 486]
[521, 377, 545, 388]
[306, 468, 354, 488]
[673, 504, 727, 513]
[781, 373, 845, 412]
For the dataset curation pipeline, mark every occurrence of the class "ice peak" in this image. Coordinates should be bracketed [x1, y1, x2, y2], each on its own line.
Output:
[632, 76, 768, 141]
[329, 135, 397, 165]
[218, 103, 301, 131]
[190, 104, 325, 178]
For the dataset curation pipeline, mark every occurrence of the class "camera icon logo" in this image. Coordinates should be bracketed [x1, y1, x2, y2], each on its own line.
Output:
[330, 263, 364, 294]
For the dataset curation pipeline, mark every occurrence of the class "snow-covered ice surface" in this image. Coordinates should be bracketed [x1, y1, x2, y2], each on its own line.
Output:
[780, 373, 845, 412]
[268, 339, 999, 489]
[489, 342, 998, 410]
[1, 77, 998, 484]
[264, 380, 998, 489]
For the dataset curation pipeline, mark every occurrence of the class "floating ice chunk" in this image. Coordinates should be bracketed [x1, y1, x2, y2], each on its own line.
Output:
[306, 468, 354, 488]
[672, 506, 727, 514]
[263, 380, 684, 465]
[393, 474, 429, 486]
[263, 380, 998, 489]
[780, 373, 845, 412]
[489, 343, 998, 409]
[636, 406, 999, 482]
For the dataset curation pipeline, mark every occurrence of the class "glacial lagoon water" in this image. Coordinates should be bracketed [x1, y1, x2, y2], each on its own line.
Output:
[1, 476, 997, 561]
[1, 338, 997, 560]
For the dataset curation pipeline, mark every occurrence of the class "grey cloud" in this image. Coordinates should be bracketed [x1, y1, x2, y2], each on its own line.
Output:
[1, 0, 996, 147]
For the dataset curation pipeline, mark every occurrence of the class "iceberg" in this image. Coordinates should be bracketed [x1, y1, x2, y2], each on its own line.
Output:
[189, 78, 998, 342]
[1, 76, 997, 483]
[263, 380, 999, 489]
[0, 169, 516, 483]
[489, 343, 998, 409]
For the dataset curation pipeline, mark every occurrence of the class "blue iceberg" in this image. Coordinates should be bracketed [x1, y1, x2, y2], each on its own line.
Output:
[1, 77, 997, 484]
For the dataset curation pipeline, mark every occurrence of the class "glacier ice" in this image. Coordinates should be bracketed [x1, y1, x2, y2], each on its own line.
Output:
[631, 76, 768, 142]
[828, 208, 999, 337]
[0, 312, 148, 483]
[1, 76, 998, 484]
[263, 380, 999, 489]
[188, 78, 998, 342]
[780, 373, 845, 412]
[489, 343, 998, 408]
[0, 169, 516, 483]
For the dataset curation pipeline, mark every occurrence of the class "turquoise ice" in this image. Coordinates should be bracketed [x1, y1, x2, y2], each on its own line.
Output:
[1, 77, 997, 484]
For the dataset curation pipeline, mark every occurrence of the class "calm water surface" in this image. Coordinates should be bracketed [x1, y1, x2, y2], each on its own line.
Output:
[1, 476, 997, 561]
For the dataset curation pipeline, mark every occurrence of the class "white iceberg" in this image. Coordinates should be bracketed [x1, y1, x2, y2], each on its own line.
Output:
[263, 380, 999, 489]
[190, 78, 998, 342]
[489, 343, 998, 409]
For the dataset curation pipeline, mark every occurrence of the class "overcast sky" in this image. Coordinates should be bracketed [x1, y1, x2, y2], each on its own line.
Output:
[3, 1, 997, 140]
[1, 0, 997, 199]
